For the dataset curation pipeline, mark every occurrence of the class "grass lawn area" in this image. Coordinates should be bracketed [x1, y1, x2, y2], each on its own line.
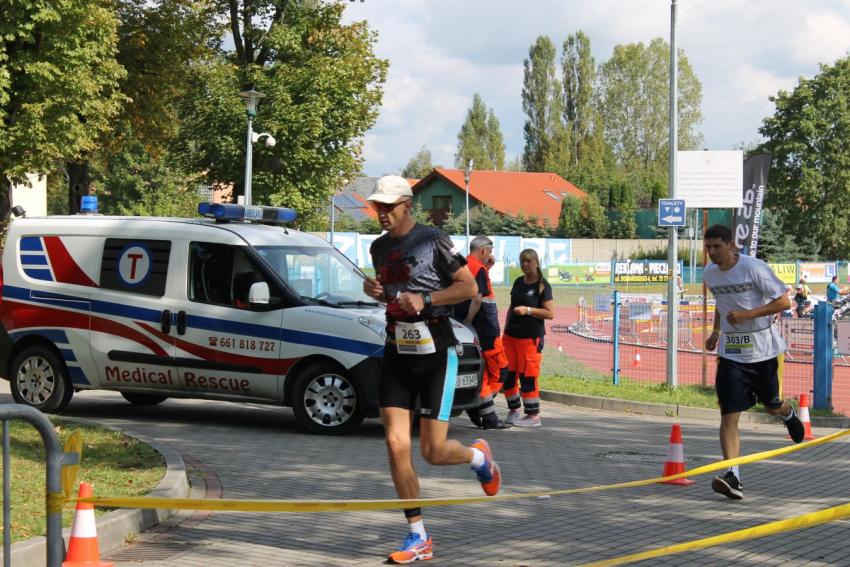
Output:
[0, 419, 164, 544]
[540, 374, 718, 409]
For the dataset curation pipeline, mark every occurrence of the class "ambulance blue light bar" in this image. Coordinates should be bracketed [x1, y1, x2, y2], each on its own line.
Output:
[198, 203, 297, 223]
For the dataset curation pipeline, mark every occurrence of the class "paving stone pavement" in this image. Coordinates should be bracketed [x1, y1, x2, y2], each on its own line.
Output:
[32, 391, 850, 565]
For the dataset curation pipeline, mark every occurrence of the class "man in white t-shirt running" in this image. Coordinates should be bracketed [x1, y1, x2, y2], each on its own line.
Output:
[703, 224, 805, 500]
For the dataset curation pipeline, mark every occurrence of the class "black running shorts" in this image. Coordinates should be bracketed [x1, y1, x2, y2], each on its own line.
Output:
[379, 343, 458, 421]
[715, 356, 784, 415]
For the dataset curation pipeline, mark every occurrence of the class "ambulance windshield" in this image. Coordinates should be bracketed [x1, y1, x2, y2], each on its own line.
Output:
[254, 245, 378, 307]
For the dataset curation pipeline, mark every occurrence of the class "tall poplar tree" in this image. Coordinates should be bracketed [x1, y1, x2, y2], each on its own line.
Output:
[562, 31, 598, 167]
[454, 93, 505, 170]
[521, 36, 565, 172]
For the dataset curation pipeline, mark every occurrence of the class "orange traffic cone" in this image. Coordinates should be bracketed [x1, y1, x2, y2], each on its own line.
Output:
[632, 352, 641, 367]
[63, 482, 113, 567]
[797, 393, 816, 440]
[662, 424, 695, 485]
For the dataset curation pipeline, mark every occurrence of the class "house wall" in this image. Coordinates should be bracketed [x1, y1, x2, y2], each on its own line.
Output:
[413, 178, 479, 214]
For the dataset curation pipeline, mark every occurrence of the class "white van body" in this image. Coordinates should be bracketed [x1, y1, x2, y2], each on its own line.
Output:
[0, 211, 482, 434]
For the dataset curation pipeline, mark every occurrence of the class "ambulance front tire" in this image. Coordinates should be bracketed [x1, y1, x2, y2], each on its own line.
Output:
[121, 392, 168, 406]
[291, 361, 364, 435]
[10, 345, 74, 413]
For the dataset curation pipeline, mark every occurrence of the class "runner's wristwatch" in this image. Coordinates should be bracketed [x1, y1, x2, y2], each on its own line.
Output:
[422, 292, 432, 308]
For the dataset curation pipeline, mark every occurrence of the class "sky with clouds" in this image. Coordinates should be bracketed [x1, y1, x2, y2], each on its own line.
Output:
[341, 0, 850, 177]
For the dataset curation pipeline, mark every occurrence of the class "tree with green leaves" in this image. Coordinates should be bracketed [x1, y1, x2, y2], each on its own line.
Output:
[401, 146, 436, 179]
[756, 209, 820, 262]
[562, 31, 598, 167]
[758, 56, 850, 259]
[0, 0, 126, 219]
[558, 194, 606, 238]
[598, 38, 703, 172]
[455, 93, 505, 171]
[521, 36, 565, 173]
[95, 136, 201, 217]
[179, 0, 387, 228]
[603, 179, 636, 239]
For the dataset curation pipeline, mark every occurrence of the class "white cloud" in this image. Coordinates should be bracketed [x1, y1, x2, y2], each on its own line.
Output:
[343, 0, 850, 175]
[790, 12, 850, 66]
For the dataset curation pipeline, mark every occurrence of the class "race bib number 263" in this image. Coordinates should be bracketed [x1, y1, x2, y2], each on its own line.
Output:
[395, 321, 436, 355]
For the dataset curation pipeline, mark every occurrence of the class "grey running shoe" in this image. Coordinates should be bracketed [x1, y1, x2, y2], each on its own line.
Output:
[514, 414, 541, 428]
[785, 409, 805, 443]
[503, 409, 521, 426]
[711, 471, 743, 500]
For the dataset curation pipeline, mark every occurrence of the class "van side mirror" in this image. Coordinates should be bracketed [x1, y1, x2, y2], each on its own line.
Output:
[248, 281, 270, 305]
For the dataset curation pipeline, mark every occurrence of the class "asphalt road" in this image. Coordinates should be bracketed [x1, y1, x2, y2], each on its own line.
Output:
[4, 384, 850, 566]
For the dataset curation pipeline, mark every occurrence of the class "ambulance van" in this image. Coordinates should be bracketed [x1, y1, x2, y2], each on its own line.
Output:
[0, 204, 482, 434]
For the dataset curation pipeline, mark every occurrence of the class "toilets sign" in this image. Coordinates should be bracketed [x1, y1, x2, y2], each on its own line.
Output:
[658, 199, 686, 227]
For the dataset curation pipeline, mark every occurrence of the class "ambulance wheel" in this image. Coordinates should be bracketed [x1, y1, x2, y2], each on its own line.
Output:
[10, 345, 73, 413]
[121, 392, 168, 406]
[291, 362, 363, 435]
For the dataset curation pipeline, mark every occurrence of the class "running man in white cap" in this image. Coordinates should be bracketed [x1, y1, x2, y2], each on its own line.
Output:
[362, 175, 502, 564]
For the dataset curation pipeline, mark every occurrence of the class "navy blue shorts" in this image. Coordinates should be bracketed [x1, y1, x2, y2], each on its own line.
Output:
[715, 356, 784, 415]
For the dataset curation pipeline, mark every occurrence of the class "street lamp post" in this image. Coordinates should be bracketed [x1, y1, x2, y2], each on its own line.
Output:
[238, 88, 266, 207]
[464, 159, 473, 253]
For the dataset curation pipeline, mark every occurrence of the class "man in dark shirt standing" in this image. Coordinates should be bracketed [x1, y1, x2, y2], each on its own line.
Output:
[454, 235, 509, 429]
[362, 175, 502, 564]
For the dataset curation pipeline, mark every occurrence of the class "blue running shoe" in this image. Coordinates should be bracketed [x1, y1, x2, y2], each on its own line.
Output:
[387, 533, 433, 564]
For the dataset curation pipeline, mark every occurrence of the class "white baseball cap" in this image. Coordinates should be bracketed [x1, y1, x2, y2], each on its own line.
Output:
[367, 175, 413, 204]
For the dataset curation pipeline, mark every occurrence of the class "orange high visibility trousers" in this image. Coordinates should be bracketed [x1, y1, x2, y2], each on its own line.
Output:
[502, 335, 541, 415]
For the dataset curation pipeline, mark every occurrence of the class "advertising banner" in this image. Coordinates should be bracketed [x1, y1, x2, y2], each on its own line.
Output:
[544, 239, 572, 265]
[768, 263, 797, 285]
[545, 262, 611, 285]
[492, 236, 522, 266]
[613, 260, 682, 284]
[326, 232, 358, 264]
[733, 153, 772, 256]
[357, 234, 381, 268]
[799, 262, 836, 283]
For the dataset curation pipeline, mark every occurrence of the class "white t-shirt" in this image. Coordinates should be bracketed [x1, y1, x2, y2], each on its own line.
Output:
[704, 254, 786, 363]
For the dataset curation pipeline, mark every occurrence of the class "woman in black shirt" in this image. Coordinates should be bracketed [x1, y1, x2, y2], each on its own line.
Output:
[501, 249, 555, 427]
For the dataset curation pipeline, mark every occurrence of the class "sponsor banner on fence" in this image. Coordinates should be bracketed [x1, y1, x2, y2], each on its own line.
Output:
[357, 234, 380, 268]
[799, 262, 836, 283]
[493, 236, 522, 266]
[769, 263, 797, 285]
[546, 262, 611, 285]
[613, 260, 682, 284]
[327, 232, 358, 264]
[545, 239, 571, 265]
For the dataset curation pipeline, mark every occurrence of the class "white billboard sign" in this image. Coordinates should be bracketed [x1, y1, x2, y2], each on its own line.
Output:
[676, 150, 743, 209]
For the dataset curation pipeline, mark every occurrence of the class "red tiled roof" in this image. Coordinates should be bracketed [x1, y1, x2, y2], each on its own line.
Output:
[412, 168, 587, 225]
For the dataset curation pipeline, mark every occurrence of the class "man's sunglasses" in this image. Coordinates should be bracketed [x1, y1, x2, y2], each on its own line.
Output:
[371, 199, 409, 213]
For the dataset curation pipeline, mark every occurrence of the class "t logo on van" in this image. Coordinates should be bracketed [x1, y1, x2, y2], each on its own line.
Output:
[117, 245, 152, 286]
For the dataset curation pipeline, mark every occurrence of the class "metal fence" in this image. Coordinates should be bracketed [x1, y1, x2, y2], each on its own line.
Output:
[535, 292, 849, 415]
[0, 404, 66, 567]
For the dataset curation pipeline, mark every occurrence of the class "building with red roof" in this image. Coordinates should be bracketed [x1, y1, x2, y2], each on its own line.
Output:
[411, 168, 586, 226]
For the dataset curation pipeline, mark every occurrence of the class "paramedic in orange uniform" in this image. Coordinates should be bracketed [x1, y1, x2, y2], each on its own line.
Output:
[502, 248, 555, 427]
[454, 236, 509, 429]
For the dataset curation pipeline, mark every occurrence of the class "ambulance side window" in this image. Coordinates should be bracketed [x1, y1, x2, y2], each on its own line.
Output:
[100, 239, 171, 297]
[188, 242, 278, 309]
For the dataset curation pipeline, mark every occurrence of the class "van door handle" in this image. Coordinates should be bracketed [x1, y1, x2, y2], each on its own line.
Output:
[176, 310, 187, 335]
[160, 310, 172, 334]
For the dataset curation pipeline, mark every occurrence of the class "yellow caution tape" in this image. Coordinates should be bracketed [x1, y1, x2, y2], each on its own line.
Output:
[62, 430, 83, 500]
[578, 501, 850, 566]
[46, 491, 65, 515]
[75, 428, 850, 513]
